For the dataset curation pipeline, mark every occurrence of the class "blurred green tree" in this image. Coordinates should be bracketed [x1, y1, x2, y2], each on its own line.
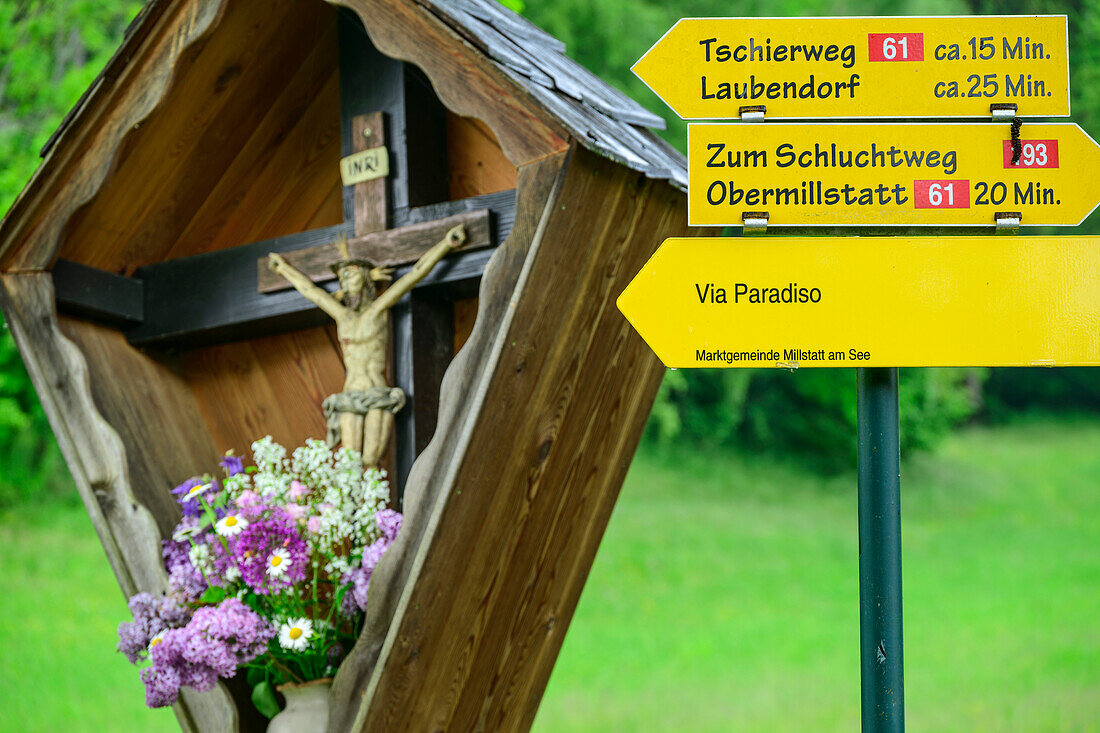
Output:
[0, 0, 142, 505]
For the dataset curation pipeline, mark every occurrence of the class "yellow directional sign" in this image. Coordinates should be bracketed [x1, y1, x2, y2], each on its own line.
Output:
[617, 237, 1100, 368]
[688, 122, 1100, 227]
[633, 16, 1070, 119]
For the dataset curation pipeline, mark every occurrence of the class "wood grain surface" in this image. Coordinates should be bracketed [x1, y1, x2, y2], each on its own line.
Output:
[182, 326, 345, 459]
[447, 114, 519, 199]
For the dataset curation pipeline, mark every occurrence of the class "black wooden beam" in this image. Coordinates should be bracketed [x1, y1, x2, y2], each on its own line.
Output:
[53, 258, 143, 327]
[338, 9, 449, 218]
[393, 188, 515, 232]
[127, 223, 353, 348]
[49, 193, 509, 349]
[121, 217, 498, 350]
[392, 290, 449, 502]
[390, 262, 483, 505]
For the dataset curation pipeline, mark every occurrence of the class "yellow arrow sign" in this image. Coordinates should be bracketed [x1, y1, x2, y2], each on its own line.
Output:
[688, 122, 1100, 227]
[617, 237, 1100, 368]
[633, 16, 1070, 119]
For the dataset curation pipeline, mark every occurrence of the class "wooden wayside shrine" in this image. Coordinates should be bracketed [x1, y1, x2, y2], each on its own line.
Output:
[0, 0, 698, 729]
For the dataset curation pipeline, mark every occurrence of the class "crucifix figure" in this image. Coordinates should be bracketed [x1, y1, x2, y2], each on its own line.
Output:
[267, 224, 467, 468]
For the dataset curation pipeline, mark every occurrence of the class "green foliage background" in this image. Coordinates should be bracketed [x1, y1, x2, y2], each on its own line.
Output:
[0, 0, 1096, 504]
[0, 0, 143, 505]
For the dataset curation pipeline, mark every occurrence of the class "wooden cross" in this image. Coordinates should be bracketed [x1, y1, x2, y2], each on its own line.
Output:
[51, 10, 516, 501]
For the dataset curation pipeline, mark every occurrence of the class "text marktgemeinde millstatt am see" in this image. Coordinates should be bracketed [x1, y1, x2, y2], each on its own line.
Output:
[632, 16, 1069, 118]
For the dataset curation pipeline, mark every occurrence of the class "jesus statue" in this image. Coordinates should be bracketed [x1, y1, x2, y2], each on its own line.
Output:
[268, 224, 467, 468]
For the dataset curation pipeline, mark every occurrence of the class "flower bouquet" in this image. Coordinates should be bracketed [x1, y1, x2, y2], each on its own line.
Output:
[117, 437, 400, 719]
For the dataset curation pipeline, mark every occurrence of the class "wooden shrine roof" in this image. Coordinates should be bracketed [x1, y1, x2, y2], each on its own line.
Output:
[413, 0, 686, 189]
[37, 0, 687, 193]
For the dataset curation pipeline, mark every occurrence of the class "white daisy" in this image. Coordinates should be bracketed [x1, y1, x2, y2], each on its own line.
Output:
[266, 548, 291, 577]
[148, 631, 165, 654]
[184, 482, 213, 500]
[215, 514, 248, 537]
[278, 618, 313, 651]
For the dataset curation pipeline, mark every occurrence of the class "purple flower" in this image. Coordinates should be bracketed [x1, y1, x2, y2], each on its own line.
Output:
[231, 511, 308, 595]
[219, 453, 245, 477]
[342, 515, 400, 614]
[141, 598, 274, 708]
[376, 509, 402, 542]
[184, 598, 274, 672]
[140, 663, 182, 708]
[163, 538, 207, 601]
[171, 477, 218, 518]
[342, 561, 373, 615]
[117, 592, 192, 665]
[362, 536, 389, 575]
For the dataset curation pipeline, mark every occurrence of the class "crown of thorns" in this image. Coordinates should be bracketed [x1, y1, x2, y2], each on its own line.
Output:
[329, 235, 375, 274]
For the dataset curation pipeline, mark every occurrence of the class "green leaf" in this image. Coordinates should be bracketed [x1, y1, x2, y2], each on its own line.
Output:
[246, 665, 267, 689]
[200, 585, 227, 604]
[251, 680, 281, 720]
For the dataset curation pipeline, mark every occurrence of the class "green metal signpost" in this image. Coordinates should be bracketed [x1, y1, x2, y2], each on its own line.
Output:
[857, 368, 905, 732]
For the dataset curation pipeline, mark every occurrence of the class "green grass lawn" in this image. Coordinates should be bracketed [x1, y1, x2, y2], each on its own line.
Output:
[0, 498, 177, 732]
[535, 415, 1100, 732]
[0, 415, 1097, 731]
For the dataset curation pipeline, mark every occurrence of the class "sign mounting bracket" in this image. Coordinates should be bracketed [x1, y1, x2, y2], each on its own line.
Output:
[739, 105, 766, 122]
[742, 211, 769, 234]
[995, 211, 1022, 232]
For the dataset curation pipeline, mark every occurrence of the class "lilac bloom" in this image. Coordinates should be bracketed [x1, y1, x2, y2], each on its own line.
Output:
[376, 509, 402, 543]
[139, 663, 182, 708]
[117, 592, 191, 665]
[162, 538, 207, 601]
[342, 525, 399, 614]
[141, 599, 274, 708]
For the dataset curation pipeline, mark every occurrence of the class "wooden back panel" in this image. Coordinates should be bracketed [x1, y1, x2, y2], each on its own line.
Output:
[447, 113, 519, 199]
[57, 0, 342, 273]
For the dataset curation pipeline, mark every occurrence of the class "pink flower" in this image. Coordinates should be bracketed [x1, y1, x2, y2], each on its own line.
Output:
[236, 490, 263, 520]
[307, 516, 322, 534]
[285, 503, 307, 521]
[288, 480, 310, 501]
